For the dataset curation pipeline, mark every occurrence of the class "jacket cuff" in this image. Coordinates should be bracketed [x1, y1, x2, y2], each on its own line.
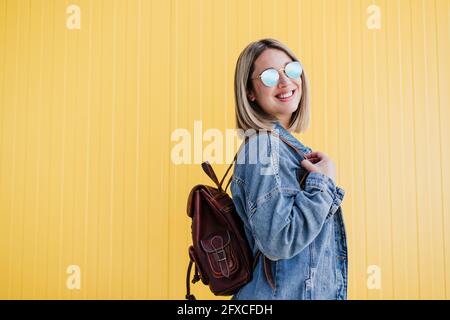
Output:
[304, 172, 345, 219]
[304, 172, 337, 198]
[328, 186, 345, 218]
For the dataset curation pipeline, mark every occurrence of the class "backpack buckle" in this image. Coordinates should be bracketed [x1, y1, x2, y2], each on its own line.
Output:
[214, 249, 227, 262]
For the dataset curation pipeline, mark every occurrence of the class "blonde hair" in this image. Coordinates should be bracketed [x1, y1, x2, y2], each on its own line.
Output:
[234, 38, 310, 133]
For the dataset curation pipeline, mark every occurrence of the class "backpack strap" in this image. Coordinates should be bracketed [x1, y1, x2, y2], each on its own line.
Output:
[221, 129, 309, 193]
[201, 162, 221, 190]
[269, 131, 310, 187]
[185, 257, 201, 300]
[253, 250, 276, 292]
[185, 260, 196, 300]
[221, 131, 269, 193]
[222, 154, 237, 193]
[185, 250, 270, 300]
[263, 256, 276, 292]
[270, 131, 308, 159]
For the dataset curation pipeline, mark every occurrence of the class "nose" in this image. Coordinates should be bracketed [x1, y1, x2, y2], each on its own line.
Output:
[277, 70, 290, 88]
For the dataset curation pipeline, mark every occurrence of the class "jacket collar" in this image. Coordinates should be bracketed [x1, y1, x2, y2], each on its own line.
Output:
[273, 121, 311, 154]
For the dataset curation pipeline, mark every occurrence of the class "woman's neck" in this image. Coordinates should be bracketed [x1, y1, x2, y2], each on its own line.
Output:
[277, 116, 291, 131]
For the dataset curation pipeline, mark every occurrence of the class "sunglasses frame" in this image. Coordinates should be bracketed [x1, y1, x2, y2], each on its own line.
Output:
[251, 61, 303, 87]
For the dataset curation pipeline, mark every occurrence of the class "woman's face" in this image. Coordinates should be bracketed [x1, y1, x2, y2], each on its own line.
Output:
[248, 48, 302, 128]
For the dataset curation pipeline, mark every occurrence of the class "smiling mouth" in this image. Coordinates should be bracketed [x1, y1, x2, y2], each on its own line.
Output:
[275, 89, 295, 101]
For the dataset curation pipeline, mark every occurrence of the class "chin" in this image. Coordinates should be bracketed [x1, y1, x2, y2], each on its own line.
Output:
[283, 102, 300, 114]
[266, 99, 300, 117]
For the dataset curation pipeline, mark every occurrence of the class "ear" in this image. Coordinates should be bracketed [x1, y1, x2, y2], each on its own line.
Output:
[247, 90, 256, 102]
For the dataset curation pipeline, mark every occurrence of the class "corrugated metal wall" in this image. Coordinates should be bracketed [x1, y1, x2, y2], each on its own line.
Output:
[0, 0, 449, 299]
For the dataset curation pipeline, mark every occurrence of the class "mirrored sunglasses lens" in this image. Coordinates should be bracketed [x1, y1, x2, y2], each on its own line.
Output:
[285, 61, 302, 79]
[260, 69, 279, 87]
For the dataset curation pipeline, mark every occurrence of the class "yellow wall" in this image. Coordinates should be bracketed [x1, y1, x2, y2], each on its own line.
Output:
[0, 0, 449, 299]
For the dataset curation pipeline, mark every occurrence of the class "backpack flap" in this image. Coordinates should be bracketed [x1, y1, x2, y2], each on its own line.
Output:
[200, 230, 239, 279]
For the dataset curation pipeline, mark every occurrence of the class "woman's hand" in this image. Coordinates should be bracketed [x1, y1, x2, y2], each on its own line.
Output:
[301, 151, 336, 184]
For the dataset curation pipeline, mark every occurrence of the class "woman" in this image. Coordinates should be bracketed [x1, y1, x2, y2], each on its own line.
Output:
[230, 38, 348, 300]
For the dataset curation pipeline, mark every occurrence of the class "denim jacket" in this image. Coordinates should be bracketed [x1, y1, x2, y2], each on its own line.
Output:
[230, 122, 348, 300]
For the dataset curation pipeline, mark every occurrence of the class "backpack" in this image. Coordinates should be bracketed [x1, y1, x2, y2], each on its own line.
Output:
[184, 130, 309, 300]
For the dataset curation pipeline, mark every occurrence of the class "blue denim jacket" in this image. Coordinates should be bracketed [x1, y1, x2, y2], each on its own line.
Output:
[230, 122, 348, 300]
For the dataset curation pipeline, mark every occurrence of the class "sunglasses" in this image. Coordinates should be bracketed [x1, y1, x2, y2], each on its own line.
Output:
[251, 61, 303, 87]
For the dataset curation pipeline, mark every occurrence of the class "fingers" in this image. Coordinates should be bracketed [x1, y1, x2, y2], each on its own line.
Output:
[305, 151, 326, 160]
[305, 157, 320, 164]
[301, 159, 319, 173]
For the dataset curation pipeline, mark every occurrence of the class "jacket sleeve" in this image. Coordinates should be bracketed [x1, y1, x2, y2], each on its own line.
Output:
[242, 134, 345, 261]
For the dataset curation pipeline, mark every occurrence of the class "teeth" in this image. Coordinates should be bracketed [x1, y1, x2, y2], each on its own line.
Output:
[277, 90, 294, 99]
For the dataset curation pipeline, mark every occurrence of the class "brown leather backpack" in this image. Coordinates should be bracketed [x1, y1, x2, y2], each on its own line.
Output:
[185, 131, 308, 300]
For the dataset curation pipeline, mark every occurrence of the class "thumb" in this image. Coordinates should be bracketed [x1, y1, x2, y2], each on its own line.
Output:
[301, 159, 318, 172]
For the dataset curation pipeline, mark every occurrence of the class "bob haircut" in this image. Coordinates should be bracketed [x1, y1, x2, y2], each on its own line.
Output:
[234, 38, 310, 133]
